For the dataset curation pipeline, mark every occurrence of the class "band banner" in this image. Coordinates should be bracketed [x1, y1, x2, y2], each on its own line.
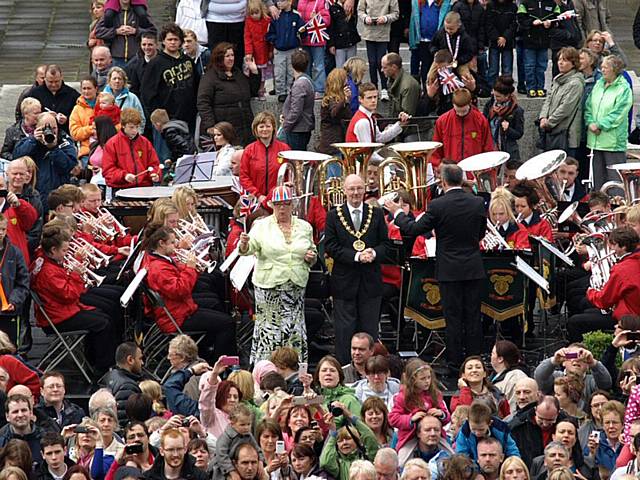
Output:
[530, 237, 557, 309]
[405, 254, 526, 329]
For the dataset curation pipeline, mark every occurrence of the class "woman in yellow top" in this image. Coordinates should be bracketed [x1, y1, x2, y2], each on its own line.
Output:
[239, 186, 317, 363]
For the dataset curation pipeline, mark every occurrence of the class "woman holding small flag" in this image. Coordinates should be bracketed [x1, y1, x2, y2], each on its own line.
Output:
[238, 185, 316, 363]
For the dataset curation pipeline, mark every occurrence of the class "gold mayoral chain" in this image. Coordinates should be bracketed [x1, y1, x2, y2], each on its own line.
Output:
[337, 205, 374, 252]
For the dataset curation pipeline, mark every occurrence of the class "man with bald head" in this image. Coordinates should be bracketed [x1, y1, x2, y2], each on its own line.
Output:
[325, 174, 389, 364]
[91, 46, 113, 89]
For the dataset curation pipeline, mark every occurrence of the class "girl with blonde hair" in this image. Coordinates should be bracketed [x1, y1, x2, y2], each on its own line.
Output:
[499, 456, 529, 480]
[318, 68, 353, 156]
[487, 187, 529, 249]
[343, 57, 367, 114]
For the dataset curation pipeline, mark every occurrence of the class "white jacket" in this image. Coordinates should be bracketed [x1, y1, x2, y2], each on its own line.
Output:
[176, 0, 208, 44]
[202, 0, 247, 23]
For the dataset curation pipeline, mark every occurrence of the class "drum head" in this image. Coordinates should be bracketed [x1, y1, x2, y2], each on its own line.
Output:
[608, 162, 640, 171]
[187, 177, 235, 192]
[392, 141, 442, 152]
[516, 150, 567, 180]
[459, 151, 510, 172]
[115, 186, 174, 200]
[331, 142, 384, 149]
[278, 151, 333, 162]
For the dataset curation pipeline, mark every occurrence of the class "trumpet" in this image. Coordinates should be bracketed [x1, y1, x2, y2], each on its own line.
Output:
[74, 212, 117, 242]
[481, 221, 511, 250]
[175, 248, 217, 273]
[63, 254, 106, 287]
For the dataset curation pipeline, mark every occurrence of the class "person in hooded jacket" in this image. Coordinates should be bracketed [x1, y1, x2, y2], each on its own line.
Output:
[183, 29, 211, 77]
[485, 0, 517, 87]
[150, 109, 197, 165]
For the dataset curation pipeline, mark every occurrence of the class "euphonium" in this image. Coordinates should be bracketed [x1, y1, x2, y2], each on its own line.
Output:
[276, 151, 331, 218]
[582, 233, 616, 291]
[378, 141, 442, 211]
[459, 152, 511, 193]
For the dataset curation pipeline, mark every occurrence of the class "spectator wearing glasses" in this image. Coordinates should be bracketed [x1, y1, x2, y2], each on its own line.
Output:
[38, 372, 85, 432]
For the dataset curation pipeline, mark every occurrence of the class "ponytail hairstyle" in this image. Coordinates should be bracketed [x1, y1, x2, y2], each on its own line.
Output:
[494, 340, 523, 370]
[41, 225, 72, 254]
[142, 222, 174, 252]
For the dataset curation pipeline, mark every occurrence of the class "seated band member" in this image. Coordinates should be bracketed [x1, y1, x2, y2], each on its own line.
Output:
[141, 223, 236, 362]
[568, 227, 640, 341]
[511, 181, 553, 242]
[345, 82, 410, 143]
[102, 108, 161, 189]
[488, 188, 530, 250]
[30, 224, 116, 374]
[80, 183, 131, 246]
[557, 157, 587, 203]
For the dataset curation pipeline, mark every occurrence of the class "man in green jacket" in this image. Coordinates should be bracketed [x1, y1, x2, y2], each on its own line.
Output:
[382, 52, 420, 118]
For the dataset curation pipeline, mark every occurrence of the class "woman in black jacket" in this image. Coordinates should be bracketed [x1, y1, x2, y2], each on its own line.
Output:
[197, 42, 261, 146]
[482, 75, 524, 162]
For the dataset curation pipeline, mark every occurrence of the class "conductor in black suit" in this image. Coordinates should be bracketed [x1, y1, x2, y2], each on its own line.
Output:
[386, 164, 487, 372]
[325, 174, 390, 364]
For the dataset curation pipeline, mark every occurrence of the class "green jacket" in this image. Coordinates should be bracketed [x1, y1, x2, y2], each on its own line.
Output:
[584, 74, 633, 151]
[320, 385, 362, 423]
[539, 69, 585, 149]
[319, 417, 380, 480]
[387, 68, 421, 117]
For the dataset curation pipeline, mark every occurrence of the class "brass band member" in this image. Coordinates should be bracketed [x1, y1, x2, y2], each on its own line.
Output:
[488, 188, 530, 250]
[30, 224, 117, 375]
[325, 174, 389, 365]
[142, 223, 236, 362]
[511, 181, 553, 241]
[238, 186, 317, 363]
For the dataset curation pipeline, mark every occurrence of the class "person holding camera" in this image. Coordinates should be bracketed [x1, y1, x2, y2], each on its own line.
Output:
[64, 418, 115, 479]
[101, 421, 157, 479]
[319, 400, 380, 480]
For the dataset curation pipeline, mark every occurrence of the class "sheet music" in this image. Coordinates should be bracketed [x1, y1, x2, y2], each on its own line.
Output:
[426, 237, 437, 257]
[516, 256, 549, 293]
[230, 255, 256, 291]
[174, 152, 217, 183]
[220, 247, 239, 272]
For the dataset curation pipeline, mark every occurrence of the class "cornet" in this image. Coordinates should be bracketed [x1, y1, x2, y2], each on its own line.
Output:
[175, 248, 217, 273]
[74, 212, 117, 242]
[63, 254, 106, 287]
[71, 237, 112, 267]
[97, 208, 129, 236]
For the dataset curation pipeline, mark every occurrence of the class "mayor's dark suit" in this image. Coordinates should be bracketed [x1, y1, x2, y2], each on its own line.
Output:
[395, 188, 487, 369]
[325, 202, 389, 364]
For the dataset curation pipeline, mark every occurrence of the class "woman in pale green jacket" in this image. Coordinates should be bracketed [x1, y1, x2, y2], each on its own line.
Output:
[584, 54, 633, 192]
[239, 185, 317, 364]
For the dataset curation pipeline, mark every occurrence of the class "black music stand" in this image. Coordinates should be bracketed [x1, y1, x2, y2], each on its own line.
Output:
[174, 152, 218, 185]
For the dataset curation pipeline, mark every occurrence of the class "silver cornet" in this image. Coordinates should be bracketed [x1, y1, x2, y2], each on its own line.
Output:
[63, 254, 106, 287]
[481, 221, 511, 250]
[98, 208, 129, 237]
[74, 212, 117, 242]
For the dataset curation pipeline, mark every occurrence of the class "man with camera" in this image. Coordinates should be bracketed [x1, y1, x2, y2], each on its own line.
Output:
[12, 112, 78, 203]
[105, 421, 158, 479]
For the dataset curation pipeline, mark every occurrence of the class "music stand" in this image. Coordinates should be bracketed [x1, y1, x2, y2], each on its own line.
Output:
[530, 235, 574, 267]
[174, 152, 218, 185]
[117, 237, 144, 282]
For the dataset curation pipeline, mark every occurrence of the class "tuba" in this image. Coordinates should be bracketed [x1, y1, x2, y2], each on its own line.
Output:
[378, 141, 442, 211]
[582, 233, 616, 291]
[459, 151, 511, 193]
[604, 162, 640, 205]
[516, 150, 567, 226]
[276, 151, 331, 219]
[318, 142, 383, 208]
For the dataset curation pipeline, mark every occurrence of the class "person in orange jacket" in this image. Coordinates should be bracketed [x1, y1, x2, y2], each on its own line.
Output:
[488, 187, 530, 250]
[102, 108, 161, 189]
[142, 223, 236, 362]
[511, 181, 553, 242]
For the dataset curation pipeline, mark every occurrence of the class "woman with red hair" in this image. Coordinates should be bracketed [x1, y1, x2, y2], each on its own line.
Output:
[199, 357, 243, 438]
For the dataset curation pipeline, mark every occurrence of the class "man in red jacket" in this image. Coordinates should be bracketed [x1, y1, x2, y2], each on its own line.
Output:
[568, 227, 640, 341]
[431, 88, 494, 167]
[102, 108, 161, 189]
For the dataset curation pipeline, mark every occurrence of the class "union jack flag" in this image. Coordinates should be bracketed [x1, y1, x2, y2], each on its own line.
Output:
[438, 67, 465, 95]
[231, 176, 249, 196]
[239, 194, 259, 217]
[303, 14, 330, 44]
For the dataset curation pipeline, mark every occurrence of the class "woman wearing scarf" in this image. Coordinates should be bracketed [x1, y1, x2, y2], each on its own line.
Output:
[482, 75, 524, 162]
[538, 46, 585, 158]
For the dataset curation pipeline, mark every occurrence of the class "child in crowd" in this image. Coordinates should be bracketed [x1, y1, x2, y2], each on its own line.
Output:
[344, 56, 367, 114]
[482, 76, 524, 162]
[245, 0, 274, 100]
[93, 92, 122, 129]
[327, 0, 361, 68]
[297, 0, 331, 97]
[266, 0, 303, 102]
[517, 0, 559, 97]
[389, 358, 451, 451]
[282, 49, 315, 150]
[455, 401, 520, 461]
[430, 12, 475, 77]
[409, 0, 450, 84]
[448, 405, 470, 444]
[452, 0, 486, 78]
[485, 0, 517, 87]
[150, 109, 196, 163]
[358, 0, 399, 99]
[103, 0, 152, 28]
[214, 404, 264, 479]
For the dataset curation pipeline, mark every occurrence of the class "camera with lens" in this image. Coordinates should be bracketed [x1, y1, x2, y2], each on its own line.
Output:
[328, 402, 343, 417]
[43, 125, 56, 144]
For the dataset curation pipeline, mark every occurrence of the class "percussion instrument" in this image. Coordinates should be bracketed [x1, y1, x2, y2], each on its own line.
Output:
[459, 151, 511, 193]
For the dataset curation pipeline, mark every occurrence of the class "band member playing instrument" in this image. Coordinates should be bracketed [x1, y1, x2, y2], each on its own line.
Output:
[502, 160, 520, 191]
[142, 223, 236, 362]
[557, 157, 587, 202]
[102, 108, 161, 189]
[386, 164, 486, 375]
[30, 224, 117, 374]
[568, 227, 640, 341]
[79, 183, 132, 252]
[345, 83, 410, 143]
[172, 186, 199, 221]
[325, 174, 389, 365]
[147, 199, 180, 229]
[511, 182, 553, 242]
[627, 205, 640, 238]
[431, 89, 494, 167]
[488, 188, 530, 250]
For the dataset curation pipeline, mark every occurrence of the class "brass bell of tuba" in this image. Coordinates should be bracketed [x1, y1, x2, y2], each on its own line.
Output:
[377, 141, 442, 211]
[459, 151, 511, 193]
[604, 162, 640, 206]
[276, 150, 332, 219]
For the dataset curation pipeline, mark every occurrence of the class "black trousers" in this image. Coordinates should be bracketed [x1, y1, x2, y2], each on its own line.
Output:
[567, 309, 613, 342]
[333, 295, 382, 365]
[44, 308, 116, 371]
[206, 21, 245, 66]
[440, 279, 483, 369]
[182, 295, 237, 362]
